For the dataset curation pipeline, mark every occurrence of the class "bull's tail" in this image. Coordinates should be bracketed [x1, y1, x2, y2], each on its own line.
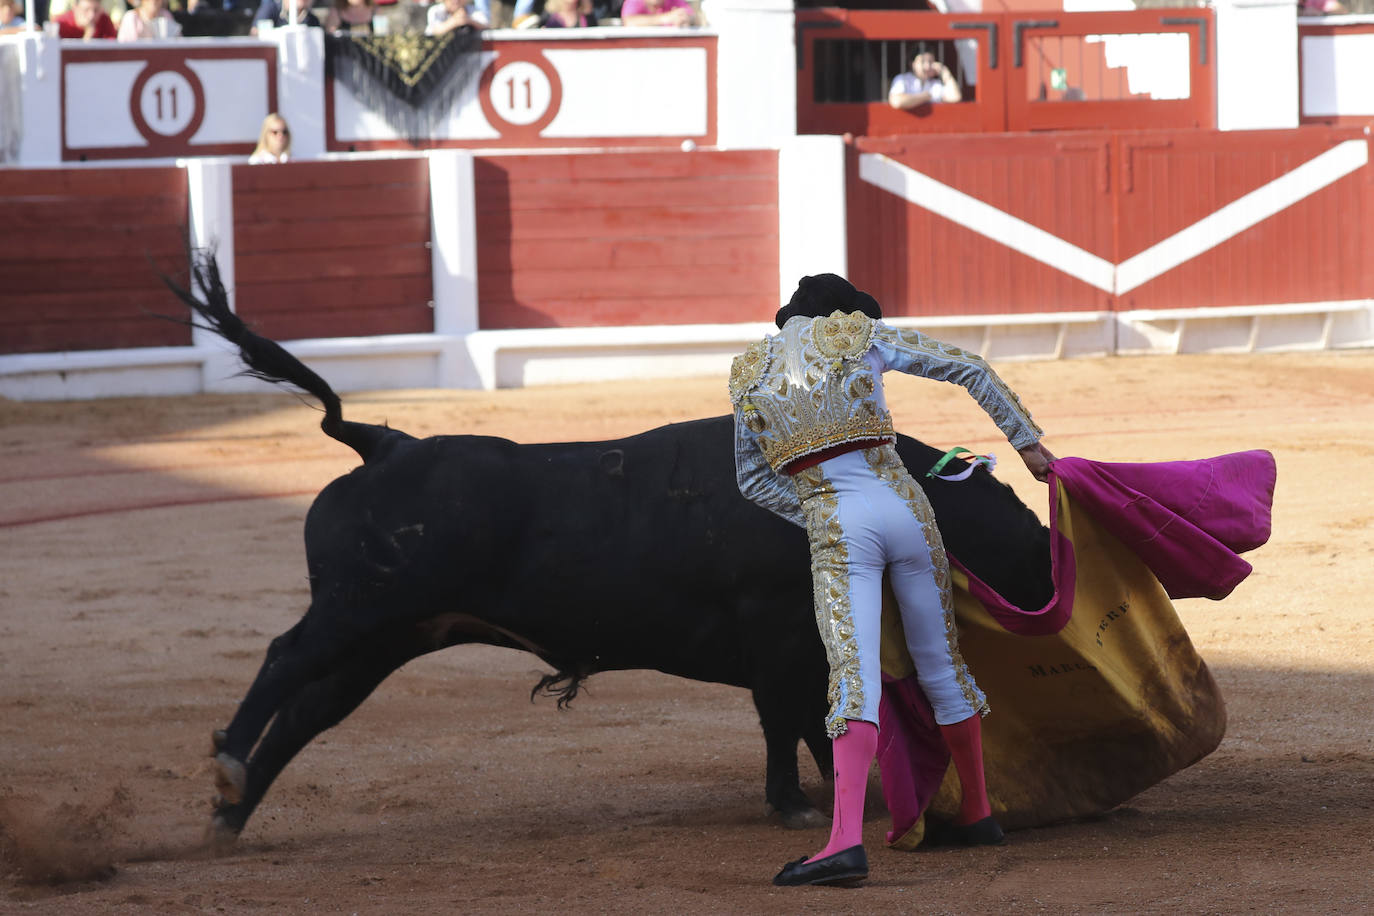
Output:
[163, 252, 390, 462]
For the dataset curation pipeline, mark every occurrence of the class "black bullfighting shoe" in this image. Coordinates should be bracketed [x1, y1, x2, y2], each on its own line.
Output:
[772, 845, 869, 887]
[922, 815, 1005, 848]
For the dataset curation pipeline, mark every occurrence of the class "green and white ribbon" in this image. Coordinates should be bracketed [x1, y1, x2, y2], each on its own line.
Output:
[925, 447, 997, 482]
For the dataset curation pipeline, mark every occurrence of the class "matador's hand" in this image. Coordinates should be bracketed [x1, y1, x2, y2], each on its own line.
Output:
[1018, 442, 1056, 482]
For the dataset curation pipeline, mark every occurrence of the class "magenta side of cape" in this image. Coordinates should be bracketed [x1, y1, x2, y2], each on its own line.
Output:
[1050, 451, 1276, 600]
[877, 451, 1276, 846]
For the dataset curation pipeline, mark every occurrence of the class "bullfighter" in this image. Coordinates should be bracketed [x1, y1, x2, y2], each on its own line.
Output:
[730, 274, 1055, 886]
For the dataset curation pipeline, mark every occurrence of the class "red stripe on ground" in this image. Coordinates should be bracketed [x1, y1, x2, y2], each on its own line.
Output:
[0, 489, 319, 528]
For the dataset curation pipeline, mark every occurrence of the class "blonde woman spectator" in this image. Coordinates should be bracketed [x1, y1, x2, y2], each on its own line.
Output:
[249, 113, 291, 164]
[118, 0, 183, 39]
[620, 0, 693, 27]
[425, 0, 484, 34]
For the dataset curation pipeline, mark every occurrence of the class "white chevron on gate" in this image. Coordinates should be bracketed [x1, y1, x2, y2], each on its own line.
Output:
[857, 140, 1368, 296]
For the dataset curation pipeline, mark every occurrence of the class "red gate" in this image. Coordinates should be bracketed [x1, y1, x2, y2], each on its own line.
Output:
[847, 127, 1371, 315]
[797, 8, 1215, 137]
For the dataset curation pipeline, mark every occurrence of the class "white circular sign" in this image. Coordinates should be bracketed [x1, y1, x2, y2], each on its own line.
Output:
[137, 69, 197, 137]
[487, 61, 553, 127]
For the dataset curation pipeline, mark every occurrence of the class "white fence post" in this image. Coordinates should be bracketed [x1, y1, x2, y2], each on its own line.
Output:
[1, 33, 60, 165]
[184, 157, 239, 389]
[778, 135, 848, 301]
[429, 149, 479, 336]
[428, 148, 483, 388]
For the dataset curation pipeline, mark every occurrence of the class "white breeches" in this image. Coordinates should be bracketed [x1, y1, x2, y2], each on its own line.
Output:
[793, 445, 987, 738]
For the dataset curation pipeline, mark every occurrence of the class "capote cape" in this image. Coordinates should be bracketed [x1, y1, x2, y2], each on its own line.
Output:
[877, 450, 1276, 847]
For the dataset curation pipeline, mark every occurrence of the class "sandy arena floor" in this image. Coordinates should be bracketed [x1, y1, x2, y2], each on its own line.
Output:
[1, 351, 1372, 913]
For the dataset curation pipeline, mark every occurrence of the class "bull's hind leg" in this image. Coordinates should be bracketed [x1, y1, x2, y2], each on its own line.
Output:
[212, 612, 378, 806]
[209, 626, 432, 846]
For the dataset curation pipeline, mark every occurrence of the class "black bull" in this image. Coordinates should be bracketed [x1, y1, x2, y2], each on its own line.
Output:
[167, 262, 1050, 843]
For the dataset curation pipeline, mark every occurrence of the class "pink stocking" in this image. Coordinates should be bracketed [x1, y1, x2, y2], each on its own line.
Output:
[807, 719, 878, 862]
[939, 713, 992, 825]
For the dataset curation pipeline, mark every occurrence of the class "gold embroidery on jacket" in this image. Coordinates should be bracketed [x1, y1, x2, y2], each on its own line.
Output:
[794, 465, 864, 737]
[862, 445, 989, 717]
[813, 309, 875, 360]
[728, 339, 771, 405]
[737, 313, 896, 472]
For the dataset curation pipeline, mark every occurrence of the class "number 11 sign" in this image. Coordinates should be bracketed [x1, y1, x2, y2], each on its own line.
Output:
[132, 64, 204, 144]
[477, 48, 563, 141]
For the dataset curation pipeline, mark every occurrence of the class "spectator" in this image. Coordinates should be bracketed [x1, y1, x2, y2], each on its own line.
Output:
[53, 0, 118, 37]
[330, 0, 373, 32]
[0, 0, 26, 30]
[250, 0, 319, 33]
[619, 0, 692, 26]
[249, 112, 291, 163]
[49, 0, 124, 28]
[889, 50, 962, 109]
[118, 0, 183, 38]
[425, 0, 484, 34]
[539, 0, 587, 27]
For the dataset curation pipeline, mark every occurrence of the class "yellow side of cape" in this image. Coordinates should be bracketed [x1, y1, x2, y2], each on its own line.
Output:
[881, 481, 1226, 847]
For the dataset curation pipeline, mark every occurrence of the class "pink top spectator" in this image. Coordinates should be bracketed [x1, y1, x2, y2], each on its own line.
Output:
[620, 0, 689, 16]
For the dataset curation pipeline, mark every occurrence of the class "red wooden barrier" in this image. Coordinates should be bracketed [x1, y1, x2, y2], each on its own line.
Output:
[473, 150, 779, 329]
[1116, 127, 1370, 310]
[0, 167, 191, 355]
[846, 127, 1371, 315]
[848, 133, 1115, 316]
[231, 158, 434, 341]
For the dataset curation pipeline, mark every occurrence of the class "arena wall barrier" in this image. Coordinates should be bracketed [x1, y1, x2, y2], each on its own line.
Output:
[2, 127, 1370, 401]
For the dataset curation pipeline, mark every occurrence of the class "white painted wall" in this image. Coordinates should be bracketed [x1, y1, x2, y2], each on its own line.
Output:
[778, 134, 847, 305]
[1216, 0, 1300, 131]
[700, 0, 794, 148]
[1301, 29, 1374, 117]
[543, 47, 709, 138]
[1, 33, 60, 165]
[271, 25, 325, 160]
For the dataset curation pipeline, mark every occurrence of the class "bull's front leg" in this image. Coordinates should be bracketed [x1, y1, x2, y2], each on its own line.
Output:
[751, 673, 831, 829]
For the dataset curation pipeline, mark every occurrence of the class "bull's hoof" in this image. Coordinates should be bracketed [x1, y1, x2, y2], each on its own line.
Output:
[212, 753, 246, 806]
[210, 729, 228, 754]
[203, 815, 240, 856]
[769, 803, 830, 830]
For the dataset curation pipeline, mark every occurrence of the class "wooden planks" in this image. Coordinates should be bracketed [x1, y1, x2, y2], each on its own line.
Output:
[474, 150, 780, 330]
[847, 127, 1371, 316]
[0, 167, 191, 355]
[231, 158, 434, 341]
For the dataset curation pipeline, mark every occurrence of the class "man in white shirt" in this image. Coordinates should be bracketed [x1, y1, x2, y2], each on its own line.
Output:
[889, 50, 962, 109]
